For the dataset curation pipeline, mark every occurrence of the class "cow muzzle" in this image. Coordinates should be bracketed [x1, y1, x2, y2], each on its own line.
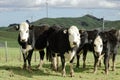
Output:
[95, 52, 101, 57]
[21, 39, 27, 42]
[73, 42, 77, 46]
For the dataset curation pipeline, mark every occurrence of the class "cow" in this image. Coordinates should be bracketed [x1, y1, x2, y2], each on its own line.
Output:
[46, 29, 88, 71]
[76, 30, 99, 68]
[16, 21, 49, 70]
[46, 25, 80, 77]
[86, 29, 120, 74]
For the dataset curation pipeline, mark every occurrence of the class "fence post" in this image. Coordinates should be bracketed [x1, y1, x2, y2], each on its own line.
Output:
[5, 41, 8, 62]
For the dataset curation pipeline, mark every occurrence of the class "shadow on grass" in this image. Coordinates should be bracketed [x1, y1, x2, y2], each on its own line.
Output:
[0, 63, 61, 78]
[0, 63, 96, 78]
[74, 65, 93, 73]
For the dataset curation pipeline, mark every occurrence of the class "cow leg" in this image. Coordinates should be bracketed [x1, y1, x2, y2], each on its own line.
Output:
[57, 55, 60, 70]
[83, 49, 87, 68]
[76, 48, 83, 68]
[104, 54, 109, 75]
[52, 53, 58, 71]
[37, 50, 45, 69]
[53, 54, 61, 71]
[93, 55, 98, 74]
[112, 53, 116, 71]
[98, 54, 105, 67]
[70, 57, 75, 77]
[61, 55, 66, 77]
[22, 52, 27, 69]
[98, 60, 102, 67]
[76, 54, 80, 68]
[27, 49, 33, 71]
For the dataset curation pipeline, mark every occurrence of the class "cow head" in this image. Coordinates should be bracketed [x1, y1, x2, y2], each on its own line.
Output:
[93, 35, 103, 57]
[68, 26, 80, 48]
[16, 21, 32, 43]
[79, 30, 88, 48]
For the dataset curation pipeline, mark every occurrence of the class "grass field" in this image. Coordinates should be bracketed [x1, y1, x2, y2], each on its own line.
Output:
[0, 48, 120, 80]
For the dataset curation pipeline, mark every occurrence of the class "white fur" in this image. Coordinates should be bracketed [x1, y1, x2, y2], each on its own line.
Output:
[68, 26, 80, 48]
[22, 45, 32, 54]
[94, 36, 103, 56]
[64, 50, 76, 61]
[19, 22, 29, 42]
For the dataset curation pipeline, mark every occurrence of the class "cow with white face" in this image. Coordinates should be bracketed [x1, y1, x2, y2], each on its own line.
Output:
[92, 29, 120, 74]
[46, 25, 80, 77]
[93, 34, 103, 73]
[68, 26, 80, 48]
[16, 21, 49, 70]
[93, 35, 103, 57]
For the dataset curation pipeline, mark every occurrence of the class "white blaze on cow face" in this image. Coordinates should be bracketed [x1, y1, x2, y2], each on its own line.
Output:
[68, 26, 80, 48]
[19, 22, 29, 42]
[93, 35, 103, 56]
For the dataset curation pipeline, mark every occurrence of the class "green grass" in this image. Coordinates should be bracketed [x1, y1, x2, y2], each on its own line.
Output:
[0, 48, 120, 80]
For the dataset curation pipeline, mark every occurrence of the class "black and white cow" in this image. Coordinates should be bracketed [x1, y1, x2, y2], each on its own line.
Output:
[76, 29, 120, 74]
[76, 30, 99, 68]
[94, 29, 120, 74]
[46, 25, 80, 77]
[16, 21, 49, 70]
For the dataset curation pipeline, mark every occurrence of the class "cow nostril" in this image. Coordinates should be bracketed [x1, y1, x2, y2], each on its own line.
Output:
[73, 42, 77, 45]
[95, 52, 101, 56]
[21, 39, 26, 42]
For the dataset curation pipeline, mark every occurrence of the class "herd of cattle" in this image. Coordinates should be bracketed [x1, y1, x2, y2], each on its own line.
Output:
[15, 20, 120, 77]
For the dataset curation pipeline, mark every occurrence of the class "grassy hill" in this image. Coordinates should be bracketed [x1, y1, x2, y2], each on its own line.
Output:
[0, 14, 120, 47]
[32, 14, 120, 30]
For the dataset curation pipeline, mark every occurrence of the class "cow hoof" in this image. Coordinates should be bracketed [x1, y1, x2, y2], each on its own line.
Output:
[28, 68, 33, 72]
[53, 68, 57, 72]
[112, 68, 115, 71]
[93, 71, 97, 74]
[70, 72, 74, 77]
[76, 65, 79, 68]
[27, 66, 33, 72]
[83, 65, 86, 69]
[62, 74, 66, 77]
[111, 66, 115, 71]
[62, 72, 66, 77]
[105, 71, 108, 75]
[36, 65, 42, 69]
[23, 64, 27, 69]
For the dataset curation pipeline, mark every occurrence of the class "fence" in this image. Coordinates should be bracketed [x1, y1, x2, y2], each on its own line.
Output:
[0, 41, 40, 63]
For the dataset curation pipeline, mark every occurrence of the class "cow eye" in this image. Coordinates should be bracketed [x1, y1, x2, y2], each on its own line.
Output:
[100, 45, 103, 47]
[69, 33, 71, 35]
[26, 30, 29, 33]
[93, 44, 96, 47]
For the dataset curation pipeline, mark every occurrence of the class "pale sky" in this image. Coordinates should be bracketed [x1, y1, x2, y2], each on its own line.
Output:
[0, 0, 120, 26]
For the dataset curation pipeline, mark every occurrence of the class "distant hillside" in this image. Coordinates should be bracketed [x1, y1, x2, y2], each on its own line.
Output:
[32, 14, 120, 30]
[6, 14, 120, 31]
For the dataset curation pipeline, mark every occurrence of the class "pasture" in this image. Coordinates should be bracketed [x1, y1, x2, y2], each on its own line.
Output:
[0, 48, 120, 80]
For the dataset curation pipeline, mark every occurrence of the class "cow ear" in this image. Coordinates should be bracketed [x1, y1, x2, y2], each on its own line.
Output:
[103, 39, 107, 44]
[15, 25, 19, 30]
[89, 39, 93, 43]
[63, 29, 67, 34]
[79, 30, 84, 34]
[29, 25, 34, 30]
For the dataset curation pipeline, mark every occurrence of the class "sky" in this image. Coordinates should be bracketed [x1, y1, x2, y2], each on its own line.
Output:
[0, 0, 120, 27]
